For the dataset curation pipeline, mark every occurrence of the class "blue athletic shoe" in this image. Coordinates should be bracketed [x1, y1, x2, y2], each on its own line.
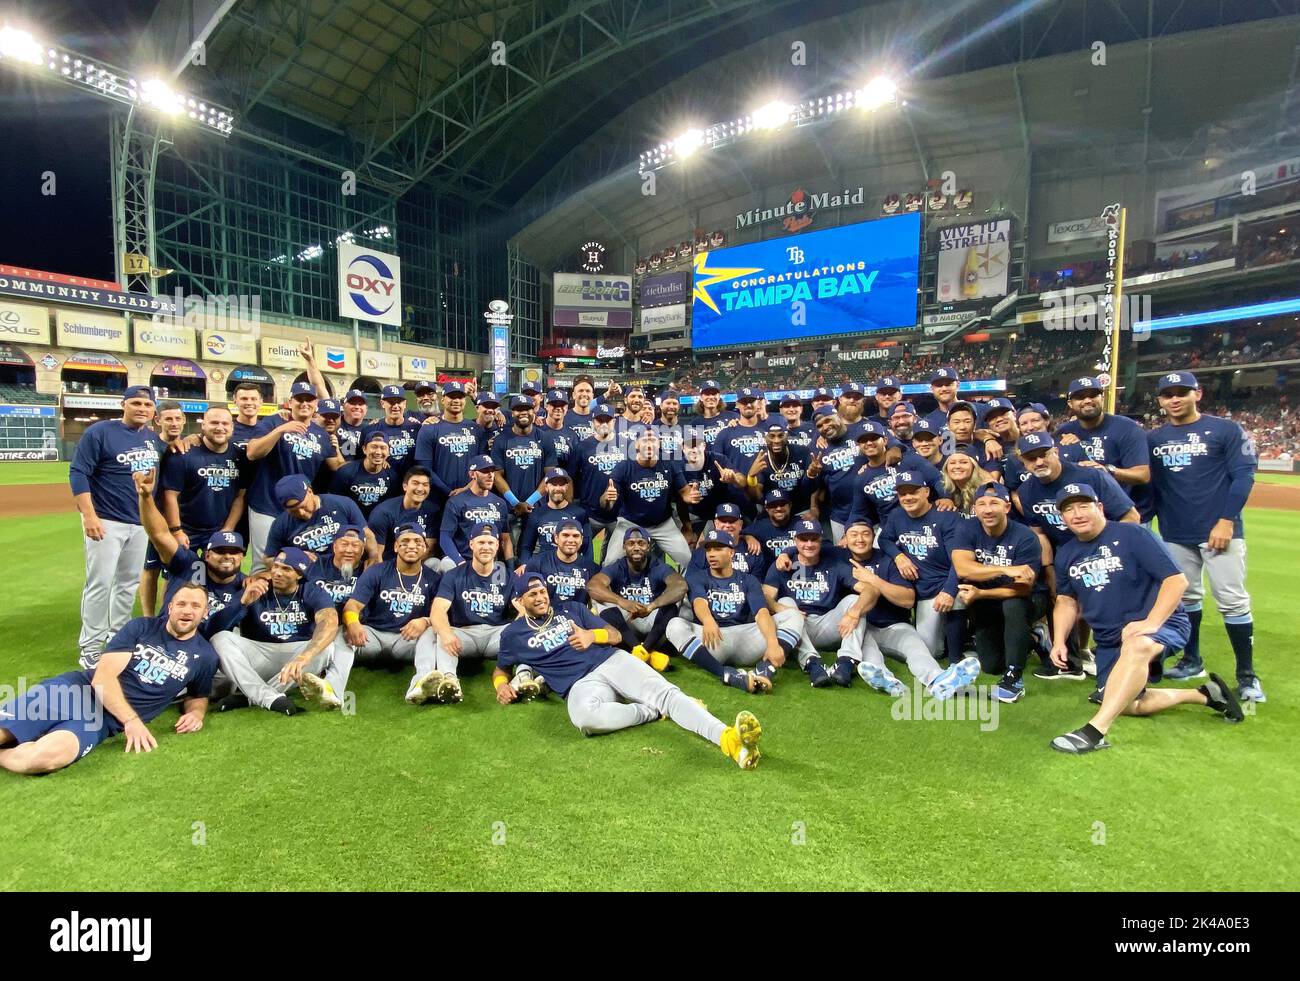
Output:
[994, 671, 1025, 703]
[829, 658, 854, 688]
[930, 655, 981, 701]
[806, 659, 832, 688]
[1165, 656, 1207, 681]
[1237, 676, 1266, 703]
[857, 661, 906, 697]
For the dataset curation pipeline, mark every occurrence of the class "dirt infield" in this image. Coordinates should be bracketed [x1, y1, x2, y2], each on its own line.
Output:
[1, 480, 1297, 520]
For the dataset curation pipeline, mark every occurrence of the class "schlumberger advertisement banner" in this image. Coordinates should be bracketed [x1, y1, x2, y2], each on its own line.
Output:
[690, 212, 920, 349]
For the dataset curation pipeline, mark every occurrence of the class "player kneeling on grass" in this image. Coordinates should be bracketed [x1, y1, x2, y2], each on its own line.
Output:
[664, 530, 802, 694]
[211, 548, 351, 715]
[495, 572, 763, 770]
[0, 585, 217, 775]
[587, 525, 686, 672]
[340, 523, 439, 690]
[409, 523, 513, 706]
[1048, 484, 1243, 754]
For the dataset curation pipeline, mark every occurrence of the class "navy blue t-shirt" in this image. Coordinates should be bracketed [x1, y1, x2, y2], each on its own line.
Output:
[747, 515, 798, 567]
[683, 566, 767, 627]
[785, 423, 815, 452]
[1055, 521, 1190, 648]
[498, 601, 616, 698]
[756, 445, 814, 514]
[518, 501, 590, 562]
[102, 616, 220, 725]
[437, 561, 514, 627]
[849, 457, 946, 527]
[1003, 439, 1086, 489]
[414, 418, 484, 496]
[688, 538, 767, 580]
[349, 561, 439, 632]
[1147, 415, 1255, 545]
[233, 580, 336, 643]
[491, 428, 556, 498]
[691, 411, 739, 447]
[564, 409, 596, 444]
[524, 550, 597, 607]
[440, 490, 511, 563]
[950, 518, 1042, 590]
[232, 415, 276, 451]
[603, 557, 675, 607]
[763, 554, 858, 616]
[1059, 413, 1155, 521]
[306, 555, 360, 609]
[538, 424, 579, 472]
[571, 436, 626, 522]
[368, 496, 440, 558]
[681, 449, 730, 524]
[362, 419, 422, 475]
[266, 493, 366, 556]
[858, 552, 915, 627]
[247, 421, 332, 516]
[817, 433, 863, 523]
[69, 420, 162, 525]
[330, 460, 399, 518]
[159, 442, 246, 541]
[1017, 461, 1135, 547]
[161, 547, 245, 637]
[336, 421, 364, 461]
[713, 422, 768, 475]
[879, 505, 961, 599]
[611, 457, 685, 527]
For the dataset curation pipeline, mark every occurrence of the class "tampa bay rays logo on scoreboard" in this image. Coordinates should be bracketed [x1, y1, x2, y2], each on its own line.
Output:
[339, 242, 402, 326]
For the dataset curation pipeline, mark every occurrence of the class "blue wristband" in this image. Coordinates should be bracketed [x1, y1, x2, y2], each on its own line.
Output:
[504, 491, 520, 507]
[525, 490, 542, 507]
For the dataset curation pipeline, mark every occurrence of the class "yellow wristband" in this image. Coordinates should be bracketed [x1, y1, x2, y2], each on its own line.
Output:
[747, 475, 759, 487]
[343, 610, 360, 625]
[493, 675, 509, 689]
[592, 628, 610, 644]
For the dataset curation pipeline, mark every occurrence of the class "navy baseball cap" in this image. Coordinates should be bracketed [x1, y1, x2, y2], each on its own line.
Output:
[544, 467, 571, 483]
[982, 397, 1014, 417]
[1158, 370, 1199, 393]
[813, 404, 837, 419]
[1068, 376, 1103, 396]
[792, 519, 822, 538]
[392, 522, 426, 542]
[593, 402, 616, 419]
[1018, 402, 1049, 419]
[509, 395, 533, 410]
[812, 387, 835, 401]
[846, 518, 873, 531]
[947, 400, 977, 418]
[546, 389, 570, 405]
[469, 522, 499, 539]
[1017, 432, 1056, 454]
[365, 431, 388, 446]
[975, 481, 1010, 502]
[779, 393, 802, 406]
[737, 387, 764, 402]
[468, 454, 498, 473]
[931, 367, 959, 384]
[839, 381, 865, 398]
[556, 518, 585, 535]
[1056, 482, 1100, 508]
[702, 529, 735, 548]
[273, 547, 312, 575]
[381, 384, 405, 400]
[875, 375, 902, 392]
[701, 379, 722, 393]
[714, 503, 743, 520]
[520, 380, 542, 395]
[855, 420, 889, 441]
[345, 389, 368, 404]
[766, 422, 787, 433]
[317, 399, 341, 416]
[512, 570, 548, 596]
[290, 381, 317, 399]
[413, 380, 437, 394]
[441, 381, 465, 397]
[623, 525, 650, 542]
[891, 401, 917, 417]
[336, 524, 364, 540]
[912, 419, 939, 437]
[893, 470, 926, 490]
[122, 385, 155, 402]
[476, 392, 500, 407]
[207, 531, 245, 552]
[764, 489, 791, 506]
[274, 475, 312, 508]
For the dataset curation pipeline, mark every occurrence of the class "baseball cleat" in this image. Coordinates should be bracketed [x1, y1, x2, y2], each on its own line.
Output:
[1034, 662, 1085, 681]
[437, 675, 464, 704]
[630, 644, 651, 663]
[994, 672, 1025, 703]
[1165, 655, 1206, 681]
[647, 650, 671, 671]
[858, 661, 906, 697]
[1050, 727, 1111, 754]
[406, 670, 443, 705]
[299, 673, 341, 710]
[720, 710, 762, 770]
[1088, 687, 1105, 705]
[806, 659, 833, 688]
[829, 658, 855, 687]
[510, 669, 542, 701]
[1237, 676, 1266, 703]
[929, 656, 981, 702]
[1201, 673, 1244, 723]
[747, 670, 773, 694]
[78, 651, 101, 671]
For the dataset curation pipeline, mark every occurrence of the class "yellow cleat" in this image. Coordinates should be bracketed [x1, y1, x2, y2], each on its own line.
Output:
[648, 650, 671, 671]
[300, 673, 342, 710]
[721, 710, 762, 770]
[630, 644, 651, 663]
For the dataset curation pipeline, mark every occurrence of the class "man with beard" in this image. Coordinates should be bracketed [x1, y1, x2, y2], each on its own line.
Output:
[439, 456, 513, 570]
[810, 406, 862, 542]
[570, 403, 624, 549]
[212, 547, 350, 715]
[654, 391, 688, 461]
[159, 404, 246, 556]
[748, 489, 800, 570]
[474, 392, 505, 455]
[746, 423, 814, 515]
[538, 390, 579, 472]
[680, 434, 732, 536]
[331, 431, 399, 519]
[413, 380, 482, 500]
[412, 380, 441, 423]
[713, 388, 769, 517]
[368, 467, 440, 561]
[689, 380, 738, 447]
[688, 503, 767, 579]
[619, 386, 649, 430]
[588, 526, 686, 671]
[564, 376, 598, 442]
[1004, 402, 1086, 490]
[306, 526, 366, 610]
[835, 381, 870, 437]
[603, 430, 698, 568]
[362, 385, 423, 477]
[888, 400, 918, 449]
[778, 394, 815, 452]
[1057, 376, 1154, 524]
[517, 468, 590, 565]
[410, 524, 515, 705]
[337, 389, 369, 461]
[524, 520, 598, 607]
[265, 475, 368, 561]
[494, 571, 764, 770]
[342, 524, 439, 692]
[666, 530, 802, 693]
[920, 367, 962, 434]
[491, 395, 557, 525]
[310, 400, 347, 494]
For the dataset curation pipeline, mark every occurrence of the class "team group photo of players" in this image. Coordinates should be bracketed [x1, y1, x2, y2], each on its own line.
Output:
[1, 339, 1262, 775]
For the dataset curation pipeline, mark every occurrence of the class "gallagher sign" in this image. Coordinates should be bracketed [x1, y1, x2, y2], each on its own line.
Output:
[338, 243, 402, 327]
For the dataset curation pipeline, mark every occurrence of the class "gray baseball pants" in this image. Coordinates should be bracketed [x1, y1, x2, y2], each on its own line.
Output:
[664, 609, 804, 666]
[212, 631, 354, 709]
[248, 509, 276, 569]
[603, 517, 691, 569]
[1166, 539, 1251, 621]
[566, 650, 726, 743]
[777, 595, 866, 666]
[78, 517, 147, 663]
[861, 622, 944, 685]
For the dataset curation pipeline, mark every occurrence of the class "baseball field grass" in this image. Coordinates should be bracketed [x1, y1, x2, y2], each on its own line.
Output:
[0, 504, 1296, 892]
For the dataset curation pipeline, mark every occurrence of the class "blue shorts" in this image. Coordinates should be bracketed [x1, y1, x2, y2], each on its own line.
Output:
[1094, 615, 1192, 688]
[0, 670, 113, 762]
[143, 542, 163, 571]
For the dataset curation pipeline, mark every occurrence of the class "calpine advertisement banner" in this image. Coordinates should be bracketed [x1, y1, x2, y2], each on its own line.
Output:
[338, 243, 402, 327]
[935, 219, 1011, 303]
[553, 273, 633, 310]
[56, 309, 129, 353]
[639, 273, 688, 308]
[134, 321, 197, 358]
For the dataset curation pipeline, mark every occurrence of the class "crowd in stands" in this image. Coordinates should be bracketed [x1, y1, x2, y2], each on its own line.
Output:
[1009, 331, 1099, 377]
[1144, 320, 1300, 372]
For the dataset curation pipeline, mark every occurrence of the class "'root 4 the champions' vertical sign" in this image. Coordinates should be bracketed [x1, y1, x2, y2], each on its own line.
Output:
[338, 243, 402, 326]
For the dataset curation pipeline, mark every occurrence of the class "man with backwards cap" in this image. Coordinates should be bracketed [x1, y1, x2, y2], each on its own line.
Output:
[538, 389, 579, 472]
[305, 525, 366, 610]
[413, 379, 484, 500]
[569, 402, 624, 551]
[490, 394, 558, 524]
[265, 474, 368, 562]
[1047, 483, 1242, 754]
[211, 546, 351, 715]
[1146, 370, 1263, 701]
[362, 385, 423, 478]
[494, 570, 765, 770]
[745, 421, 815, 516]
[778, 393, 815, 452]
[367, 466, 440, 562]
[337, 389, 370, 460]
[341, 522, 440, 696]
[439, 455, 514, 571]
[603, 429, 698, 569]
[950, 481, 1046, 703]
[517, 467, 590, 565]
[524, 518, 598, 607]
[410, 523, 515, 705]
[331, 430, 399, 519]
[688, 503, 767, 579]
[689, 379, 739, 446]
[1057, 376, 1155, 525]
[588, 525, 686, 672]
[666, 529, 803, 694]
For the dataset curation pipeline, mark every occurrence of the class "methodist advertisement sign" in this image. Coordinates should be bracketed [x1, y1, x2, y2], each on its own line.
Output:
[690, 212, 921, 349]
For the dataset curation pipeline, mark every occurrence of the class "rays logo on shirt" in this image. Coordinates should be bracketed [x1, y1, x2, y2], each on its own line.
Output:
[784, 570, 833, 606]
[132, 645, 193, 685]
[706, 583, 746, 616]
[618, 577, 654, 605]
[1080, 436, 1106, 463]
[729, 433, 764, 458]
[897, 526, 940, 559]
[116, 445, 161, 472]
[438, 430, 477, 455]
[197, 460, 240, 490]
[350, 477, 390, 505]
[463, 505, 503, 525]
[379, 585, 430, 617]
[1153, 432, 1210, 472]
[546, 569, 587, 600]
[1031, 498, 1065, 528]
[462, 585, 506, 617]
[293, 515, 342, 552]
[506, 443, 543, 467]
[284, 430, 323, 461]
[975, 544, 1014, 566]
[1068, 546, 1124, 591]
[387, 431, 416, 459]
[314, 577, 356, 604]
[527, 613, 579, 651]
[822, 444, 858, 473]
[259, 604, 309, 638]
[548, 433, 572, 458]
[629, 473, 669, 501]
[731, 551, 758, 575]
